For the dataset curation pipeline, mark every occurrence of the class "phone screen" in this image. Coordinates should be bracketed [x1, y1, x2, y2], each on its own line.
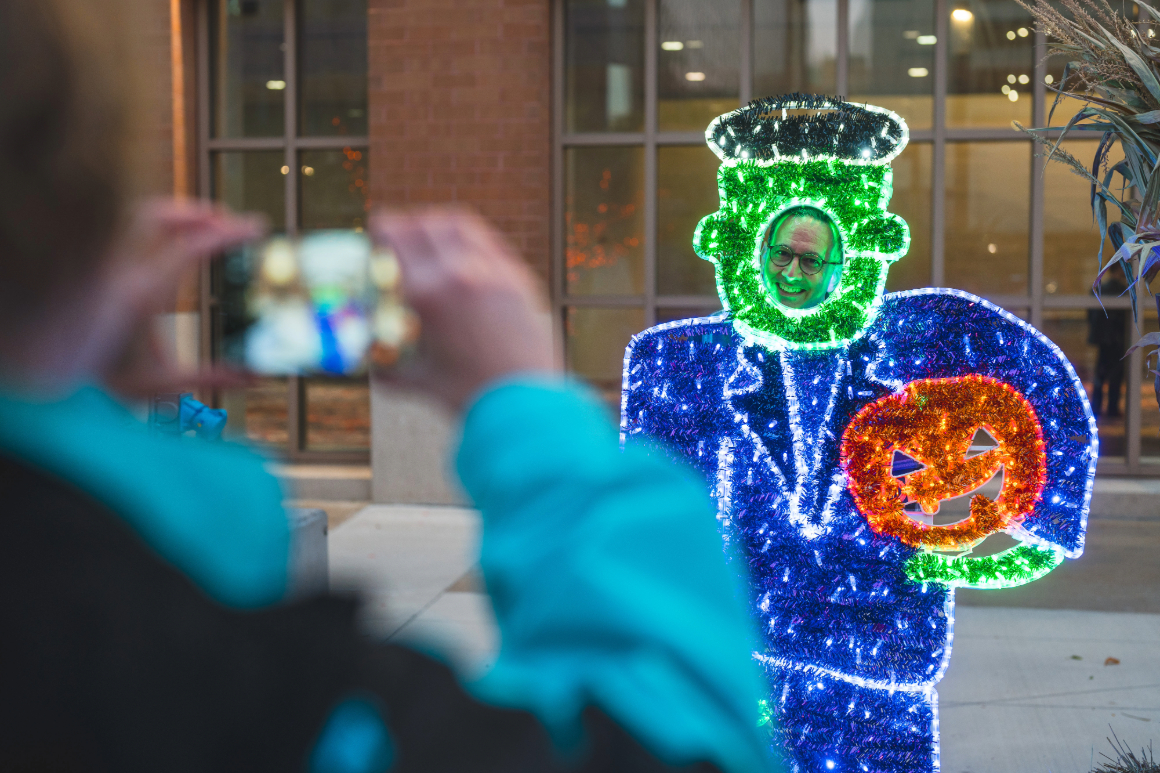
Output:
[219, 230, 405, 375]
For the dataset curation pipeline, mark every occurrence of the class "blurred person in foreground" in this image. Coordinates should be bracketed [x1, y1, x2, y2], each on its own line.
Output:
[0, 1, 778, 771]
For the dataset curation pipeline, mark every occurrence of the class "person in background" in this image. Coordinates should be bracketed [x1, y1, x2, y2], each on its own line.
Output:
[1087, 275, 1128, 419]
[0, 1, 778, 771]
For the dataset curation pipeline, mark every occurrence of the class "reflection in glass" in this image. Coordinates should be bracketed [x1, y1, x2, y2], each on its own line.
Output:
[565, 307, 645, 402]
[944, 142, 1029, 296]
[565, 147, 645, 296]
[565, 0, 645, 132]
[657, 0, 740, 132]
[884, 142, 932, 292]
[300, 148, 370, 230]
[305, 377, 371, 450]
[1142, 312, 1160, 463]
[300, 0, 368, 136]
[753, 0, 836, 98]
[848, 0, 935, 130]
[210, 0, 285, 138]
[1043, 141, 1125, 297]
[213, 152, 286, 229]
[1041, 310, 1125, 460]
[946, 0, 1034, 128]
[221, 377, 289, 448]
[658, 145, 720, 296]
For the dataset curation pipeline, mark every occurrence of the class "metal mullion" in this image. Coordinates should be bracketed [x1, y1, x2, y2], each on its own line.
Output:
[551, 0, 566, 355]
[205, 135, 369, 150]
[205, 137, 287, 150]
[1043, 295, 1134, 309]
[836, 0, 848, 96]
[296, 135, 371, 149]
[562, 295, 647, 306]
[656, 294, 722, 307]
[562, 132, 646, 145]
[942, 129, 1032, 141]
[1029, 29, 1047, 329]
[656, 131, 710, 145]
[931, 0, 947, 287]
[283, 0, 304, 455]
[197, 0, 214, 389]
[739, 0, 752, 104]
[644, 0, 657, 327]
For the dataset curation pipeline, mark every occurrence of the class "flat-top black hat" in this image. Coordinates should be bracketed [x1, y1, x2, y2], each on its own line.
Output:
[707, 94, 908, 164]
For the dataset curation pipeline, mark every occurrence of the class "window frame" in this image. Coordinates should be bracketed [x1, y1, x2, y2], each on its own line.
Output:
[195, 0, 371, 463]
[552, 0, 1154, 475]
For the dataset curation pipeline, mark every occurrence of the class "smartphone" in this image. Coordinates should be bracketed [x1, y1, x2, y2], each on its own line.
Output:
[218, 230, 414, 376]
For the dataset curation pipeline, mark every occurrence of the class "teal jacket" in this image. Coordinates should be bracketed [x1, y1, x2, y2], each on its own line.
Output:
[0, 386, 289, 608]
[0, 381, 776, 773]
[459, 378, 776, 773]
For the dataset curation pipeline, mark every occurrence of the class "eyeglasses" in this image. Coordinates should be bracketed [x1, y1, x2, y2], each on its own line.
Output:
[765, 245, 841, 276]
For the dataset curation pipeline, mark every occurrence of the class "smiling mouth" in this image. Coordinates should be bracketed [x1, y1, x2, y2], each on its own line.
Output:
[776, 283, 807, 297]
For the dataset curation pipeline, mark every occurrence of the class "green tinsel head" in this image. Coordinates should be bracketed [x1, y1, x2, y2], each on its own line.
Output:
[694, 95, 911, 351]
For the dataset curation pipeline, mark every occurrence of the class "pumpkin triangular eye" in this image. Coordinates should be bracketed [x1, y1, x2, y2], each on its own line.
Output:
[891, 450, 926, 477]
[967, 428, 999, 457]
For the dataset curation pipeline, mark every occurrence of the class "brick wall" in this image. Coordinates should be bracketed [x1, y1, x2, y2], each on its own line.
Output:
[367, 0, 552, 278]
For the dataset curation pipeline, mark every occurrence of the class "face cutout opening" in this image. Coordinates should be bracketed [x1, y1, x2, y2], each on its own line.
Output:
[758, 206, 845, 313]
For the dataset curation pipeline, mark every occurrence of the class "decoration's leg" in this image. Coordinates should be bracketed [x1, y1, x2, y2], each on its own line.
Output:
[766, 666, 938, 773]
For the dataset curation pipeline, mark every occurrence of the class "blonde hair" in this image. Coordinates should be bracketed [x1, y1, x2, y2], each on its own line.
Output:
[0, 0, 143, 321]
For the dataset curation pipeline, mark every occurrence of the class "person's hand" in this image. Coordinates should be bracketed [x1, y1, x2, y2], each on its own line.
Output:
[97, 200, 264, 398]
[369, 207, 558, 412]
[8, 198, 262, 395]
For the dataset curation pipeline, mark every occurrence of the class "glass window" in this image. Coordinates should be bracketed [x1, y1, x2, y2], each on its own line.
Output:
[204, 0, 370, 459]
[565, 146, 645, 296]
[1142, 310, 1160, 464]
[884, 142, 932, 292]
[753, 0, 836, 97]
[300, 148, 370, 230]
[212, 152, 287, 230]
[566, 0, 645, 133]
[1041, 310, 1127, 461]
[1043, 140, 1126, 297]
[305, 377, 371, 451]
[944, 142, 1029, 296]
[210, 0, 285, 138]
[299, 0, 368, 136]
[657, 0, 740, 132]
[848, 0, 935, 130]
[657, 145, 720, 296]
[565, 307, 645, 402]
[946, 0, 1035, 128]
[221, 377, 290, 448]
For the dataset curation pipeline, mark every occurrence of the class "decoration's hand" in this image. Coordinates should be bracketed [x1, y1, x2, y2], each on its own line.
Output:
[369, 207, 559, 412]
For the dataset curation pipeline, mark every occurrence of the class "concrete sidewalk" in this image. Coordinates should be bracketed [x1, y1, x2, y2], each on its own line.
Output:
[329, 504, 1160, 773]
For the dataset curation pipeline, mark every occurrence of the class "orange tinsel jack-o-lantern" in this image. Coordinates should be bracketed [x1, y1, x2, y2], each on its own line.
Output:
[840, 375, 1047, 550]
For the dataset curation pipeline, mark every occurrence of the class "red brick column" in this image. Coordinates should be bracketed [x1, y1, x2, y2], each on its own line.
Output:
[367, 0, 551, 278]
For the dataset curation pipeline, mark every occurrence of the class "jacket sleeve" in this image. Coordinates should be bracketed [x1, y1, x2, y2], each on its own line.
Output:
[455, 377, 778, 773]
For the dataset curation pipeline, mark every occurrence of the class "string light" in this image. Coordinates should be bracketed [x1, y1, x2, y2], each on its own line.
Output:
[621, 97, 1096, 773]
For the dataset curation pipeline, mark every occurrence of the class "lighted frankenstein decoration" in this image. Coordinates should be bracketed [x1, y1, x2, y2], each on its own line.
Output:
[621, 95, 1097, 773]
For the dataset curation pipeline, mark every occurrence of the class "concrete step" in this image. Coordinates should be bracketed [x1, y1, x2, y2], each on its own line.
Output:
[270, 463, 371, 501]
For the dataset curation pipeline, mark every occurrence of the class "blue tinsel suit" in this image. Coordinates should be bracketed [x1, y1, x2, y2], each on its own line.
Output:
[619, 98, 1097, 773]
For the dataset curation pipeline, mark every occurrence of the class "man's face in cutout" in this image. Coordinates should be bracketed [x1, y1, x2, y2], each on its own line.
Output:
[762, 215, 842, 310]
